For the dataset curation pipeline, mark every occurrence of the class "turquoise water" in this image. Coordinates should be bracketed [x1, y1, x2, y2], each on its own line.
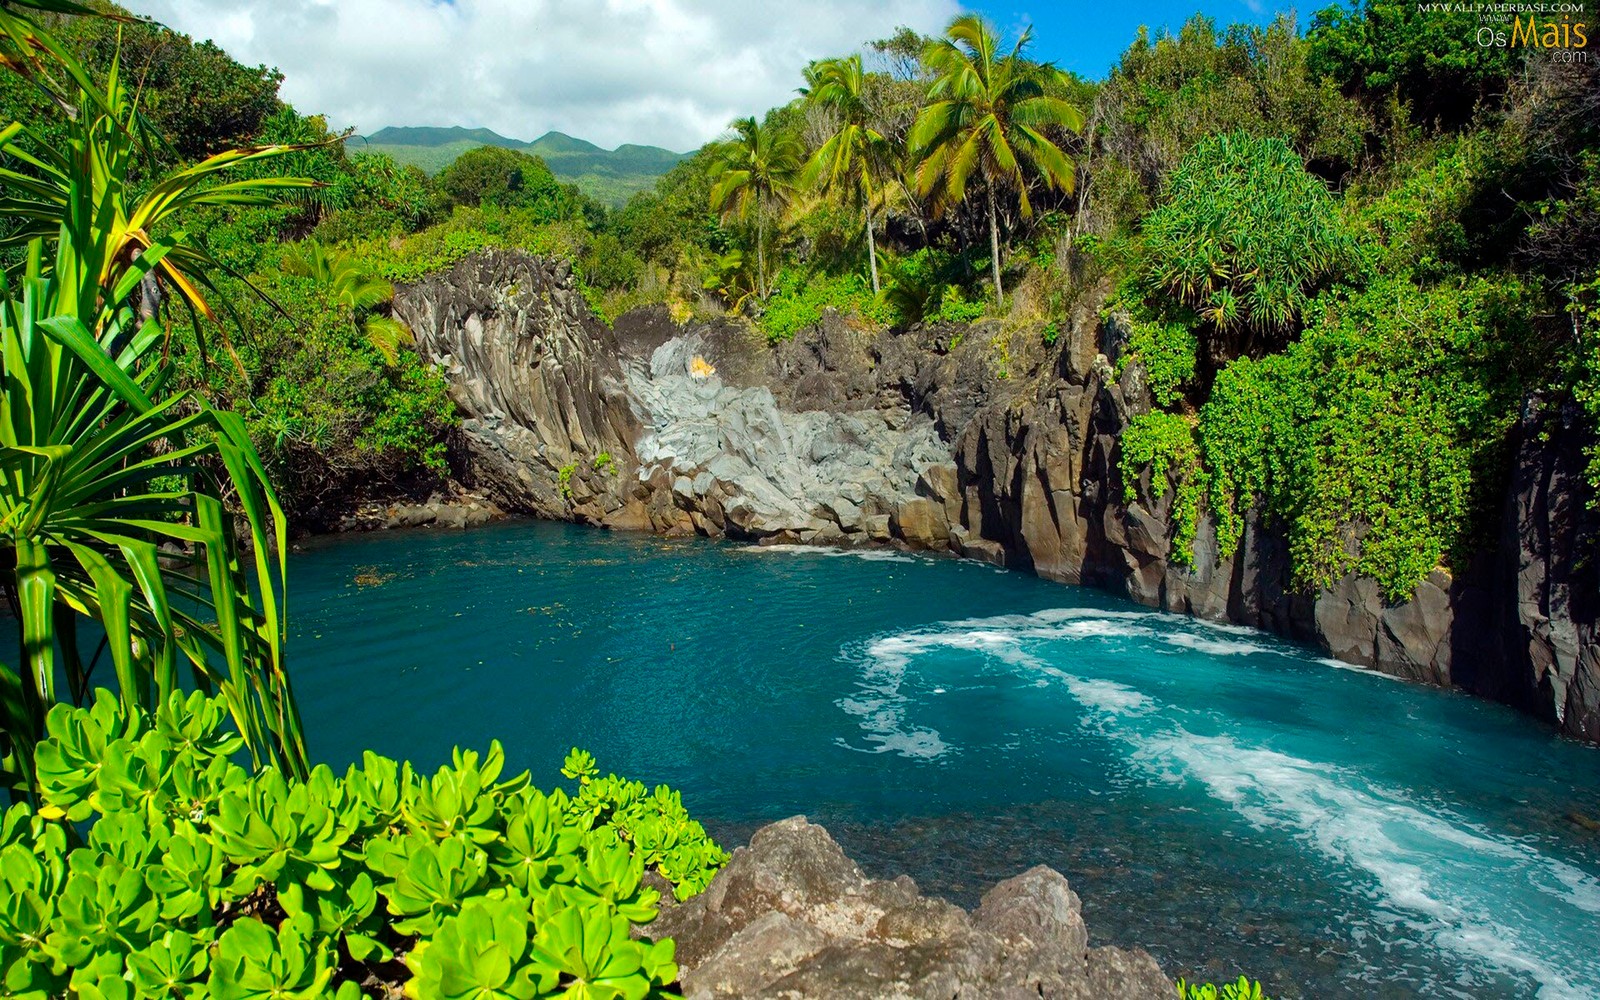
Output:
[288, 520, 1600, 999]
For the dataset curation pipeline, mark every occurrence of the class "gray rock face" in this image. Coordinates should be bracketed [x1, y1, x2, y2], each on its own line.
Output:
[623, 333, 947, 543]
[655, 817, 1169, 1000]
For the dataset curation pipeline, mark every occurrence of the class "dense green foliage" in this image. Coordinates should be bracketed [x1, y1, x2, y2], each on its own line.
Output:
[1, 690, 725, 998]
[1118, 317, 1198, 407]
[1306, 0, 1520, 127]
[1103, 15, 1596, 599]
[0, 8, 307, 788]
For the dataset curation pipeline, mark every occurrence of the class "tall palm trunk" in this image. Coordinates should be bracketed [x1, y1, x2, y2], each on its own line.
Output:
[864, 206, 880, 295]
[757, 192, 768, 300]
[986, 182, 1003, 306]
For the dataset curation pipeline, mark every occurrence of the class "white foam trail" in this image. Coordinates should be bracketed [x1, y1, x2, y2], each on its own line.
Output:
[741, 543, 917, 563]
[1130, 732, 1600, 998]
[1316, 656, 1407, 681]
[835, 605, 1600, 997]
[1162, 632, 1268, 656]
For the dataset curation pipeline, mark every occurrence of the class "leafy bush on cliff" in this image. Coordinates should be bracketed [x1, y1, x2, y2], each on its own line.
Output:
[1117, 316, 1199, 407]
[1198, 276, 1531, 598]
[1119, 410, 1204, 567]
[3, 690, 726, 999]
[1137, 132, 1356, 339]
[758, 268, 891, 341]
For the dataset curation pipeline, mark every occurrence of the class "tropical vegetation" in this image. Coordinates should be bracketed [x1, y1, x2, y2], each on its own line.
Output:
[0, 691, 725, 997]
[3, 0, 1590, 996]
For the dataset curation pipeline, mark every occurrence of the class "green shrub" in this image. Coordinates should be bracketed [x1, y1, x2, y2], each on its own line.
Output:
[1138, 132, 1355, 335]
[1118, 317, 1199, 407]
[881, 248, 986, 327]
[6, 689, 726, 999]
[1119, 410, 1205, 566]
[1177, 976, 1272, 1000]
[758, 268, 890, 342]
[932, 285, 986, 325]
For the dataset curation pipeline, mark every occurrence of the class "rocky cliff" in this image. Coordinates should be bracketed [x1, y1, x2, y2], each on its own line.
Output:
[394, 250, 1600, 744]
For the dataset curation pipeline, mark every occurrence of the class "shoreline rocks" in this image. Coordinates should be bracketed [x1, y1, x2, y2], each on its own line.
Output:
[657, 817, 1171, 1000]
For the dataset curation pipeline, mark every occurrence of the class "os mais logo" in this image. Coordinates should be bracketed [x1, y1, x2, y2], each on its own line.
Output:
[1423, 2, 1594, 49]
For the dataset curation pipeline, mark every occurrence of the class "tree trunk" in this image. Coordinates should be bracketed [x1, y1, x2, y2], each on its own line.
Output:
[757, 194, 768, 300]
[987, 183, 1003, 307]
[865, 207, 880, 295]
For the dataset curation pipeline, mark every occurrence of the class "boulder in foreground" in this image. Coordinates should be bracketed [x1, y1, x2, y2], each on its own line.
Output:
[655, 816, 1171, 999]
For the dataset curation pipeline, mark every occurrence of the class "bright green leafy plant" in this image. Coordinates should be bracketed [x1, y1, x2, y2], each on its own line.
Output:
[0, 690, 727, 999]
[1177, 975, 1271, 1000]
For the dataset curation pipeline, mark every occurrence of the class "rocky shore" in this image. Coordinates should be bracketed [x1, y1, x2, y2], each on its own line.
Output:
[393, 249, 1600, 744]
[656, 817, 1171, 999]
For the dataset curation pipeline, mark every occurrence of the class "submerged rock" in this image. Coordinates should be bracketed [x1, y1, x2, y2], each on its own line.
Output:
[656, 817, 1169, 1000]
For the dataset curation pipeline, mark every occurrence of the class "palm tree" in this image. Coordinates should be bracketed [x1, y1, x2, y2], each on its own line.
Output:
[281, 240, 412, 364]
[0, 8, 309, 787]
[910, 14, 1084, 306]
[707, 116, 802, 300]
[802, 55, 892, 294]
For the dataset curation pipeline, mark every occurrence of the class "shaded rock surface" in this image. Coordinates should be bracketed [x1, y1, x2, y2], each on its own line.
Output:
[393, 251, 641, 525]
[398, 251, 1600, 744]
[655, 817, 1170, 1000]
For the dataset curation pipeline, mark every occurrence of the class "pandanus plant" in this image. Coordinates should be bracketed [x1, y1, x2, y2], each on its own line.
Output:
[0, 1, 315, 789]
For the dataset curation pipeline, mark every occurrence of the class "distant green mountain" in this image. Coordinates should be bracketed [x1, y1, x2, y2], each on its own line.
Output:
[352, 126, 687, 206]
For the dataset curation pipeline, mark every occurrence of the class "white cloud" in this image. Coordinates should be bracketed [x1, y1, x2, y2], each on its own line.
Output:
[135, 0, 960, 152]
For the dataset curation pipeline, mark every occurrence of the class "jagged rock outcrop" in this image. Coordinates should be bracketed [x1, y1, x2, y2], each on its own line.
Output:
[655, 817, 1170, 999]
[397, 250, 1600, 744]
[393, 251, 641, 524]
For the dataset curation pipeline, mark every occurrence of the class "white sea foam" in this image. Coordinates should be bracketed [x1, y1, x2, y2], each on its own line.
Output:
[833, 605, 1600, 995]
[1161, 632, 1268, 656]
[741, 543, 917, 563]
[1316, 656, 1408, 681]
[1132, 731, 1600, 998]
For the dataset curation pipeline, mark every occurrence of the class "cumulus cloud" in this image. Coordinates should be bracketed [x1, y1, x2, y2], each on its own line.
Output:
[135, 0, 960, 152]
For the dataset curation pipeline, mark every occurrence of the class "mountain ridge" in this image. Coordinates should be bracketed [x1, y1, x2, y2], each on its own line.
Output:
[353, 125, 688, 206]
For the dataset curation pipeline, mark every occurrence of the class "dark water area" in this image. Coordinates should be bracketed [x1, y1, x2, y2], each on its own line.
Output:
[287, 520, 1600, 998]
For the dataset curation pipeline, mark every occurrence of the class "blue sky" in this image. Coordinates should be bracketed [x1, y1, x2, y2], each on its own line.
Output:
[139, 0, 1310, 151]
[969, 0, 1292, 77]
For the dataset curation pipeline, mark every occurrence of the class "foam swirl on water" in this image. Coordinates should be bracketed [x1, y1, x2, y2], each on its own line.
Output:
[838, 607, 1600, 998]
